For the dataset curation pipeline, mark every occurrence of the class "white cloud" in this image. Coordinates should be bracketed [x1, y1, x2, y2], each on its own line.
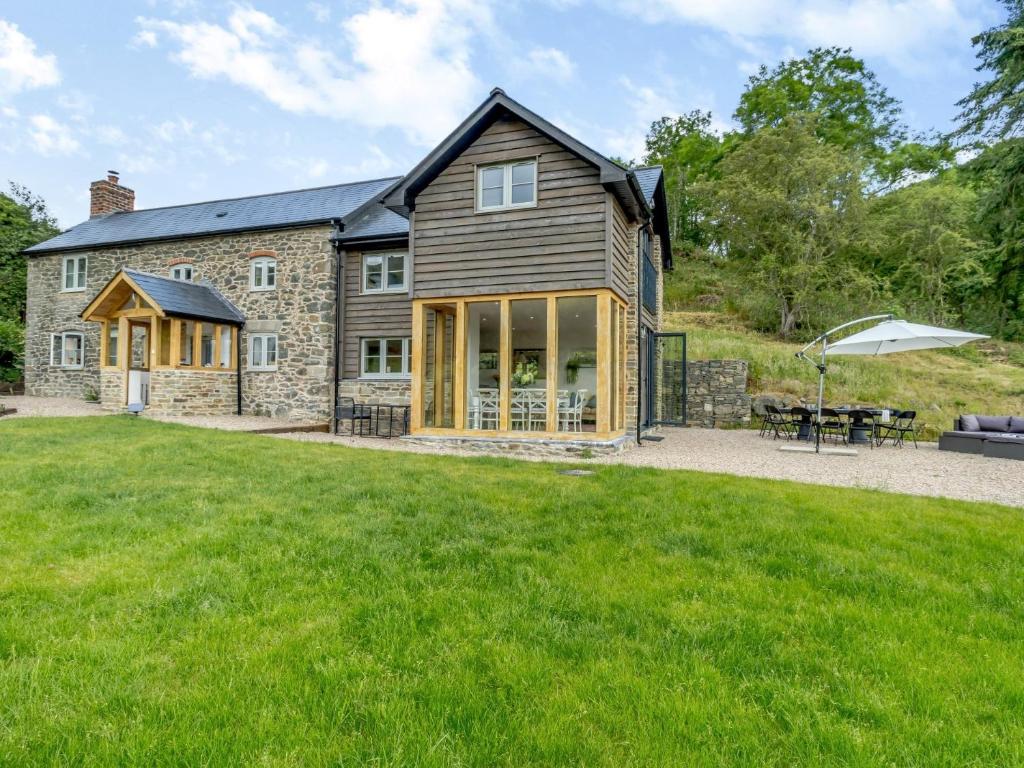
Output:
[27, 114, 80, 156]
[132, 29, 159, 48]
[273, 143, 398, 183]
[137, 1, 487, 145]
[517, 47, 576, 83]
[308, 2, 331, 23]
[610, 0, 981, 72]
[0, 20, 60, 96]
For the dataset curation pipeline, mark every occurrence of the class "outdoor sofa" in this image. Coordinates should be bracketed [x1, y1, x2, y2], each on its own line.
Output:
[939, 415, 1024, 460]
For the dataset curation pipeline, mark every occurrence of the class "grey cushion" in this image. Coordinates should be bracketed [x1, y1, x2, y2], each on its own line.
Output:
[977, 415, 1011, 432]
[1010, 416, 1024, 434]
[960, 414, 980, 431]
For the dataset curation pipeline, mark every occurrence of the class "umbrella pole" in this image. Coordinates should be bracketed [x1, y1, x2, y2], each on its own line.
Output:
[815, 339, 827, 453]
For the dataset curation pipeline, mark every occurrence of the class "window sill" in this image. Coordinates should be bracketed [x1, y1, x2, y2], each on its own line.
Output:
[475, 201, 537, 214]
[60, 288, 86, 294]
[247, 366, 278, 372]
[249, 287, 276, 293]
[360, 288, 408, 296]
[358, 375, 411, 381]
[52, 365, 84, 370]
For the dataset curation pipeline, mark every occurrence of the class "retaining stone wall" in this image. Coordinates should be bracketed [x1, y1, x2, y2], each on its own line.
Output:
[685, 359, 751, 428]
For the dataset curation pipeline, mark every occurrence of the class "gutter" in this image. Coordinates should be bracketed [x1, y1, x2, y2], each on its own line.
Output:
[636, 225, 644, 445]
[330, 219, 345, 434]
[236, 322, 244, 416]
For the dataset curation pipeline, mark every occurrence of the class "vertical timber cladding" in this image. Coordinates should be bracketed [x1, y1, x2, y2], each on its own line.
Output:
[342, 248, 412, 378]
[412, 116, 610, 298]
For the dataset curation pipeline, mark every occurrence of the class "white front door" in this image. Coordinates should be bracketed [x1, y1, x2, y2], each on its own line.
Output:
[127, 370, 149, 407]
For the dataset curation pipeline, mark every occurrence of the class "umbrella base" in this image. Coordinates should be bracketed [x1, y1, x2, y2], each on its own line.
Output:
[778, 445, 859, 457]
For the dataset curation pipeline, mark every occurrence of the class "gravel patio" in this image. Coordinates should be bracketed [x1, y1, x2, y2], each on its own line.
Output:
[3, 396, 1019, 508]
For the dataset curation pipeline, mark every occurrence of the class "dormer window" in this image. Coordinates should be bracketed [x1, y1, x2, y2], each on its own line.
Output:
[476, 159, 537, 212]
[250, 256, 276, 291]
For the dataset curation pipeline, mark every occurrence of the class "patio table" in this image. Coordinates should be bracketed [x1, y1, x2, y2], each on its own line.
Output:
[782, 407, 894, 444]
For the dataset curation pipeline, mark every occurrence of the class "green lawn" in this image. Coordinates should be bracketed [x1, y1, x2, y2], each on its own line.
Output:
[1, 417, 1022, 766]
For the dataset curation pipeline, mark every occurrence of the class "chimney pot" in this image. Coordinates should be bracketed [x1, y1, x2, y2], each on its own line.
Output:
[107, 170, 119, 183]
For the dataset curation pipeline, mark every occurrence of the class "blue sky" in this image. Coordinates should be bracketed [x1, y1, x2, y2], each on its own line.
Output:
[0, 0, 1004, 227]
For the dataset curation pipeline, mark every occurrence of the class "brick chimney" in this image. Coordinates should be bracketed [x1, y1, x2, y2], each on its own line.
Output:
[89, 171, 135, 217]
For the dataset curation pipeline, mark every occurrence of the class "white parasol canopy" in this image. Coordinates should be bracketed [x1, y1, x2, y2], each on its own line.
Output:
[824, 320, 989, 356]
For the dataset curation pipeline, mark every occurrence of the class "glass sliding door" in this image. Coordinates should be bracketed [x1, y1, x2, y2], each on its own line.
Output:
[464, 301, 500, 430]
[509, 299, 547, 431]
[556, 296, 597, 432]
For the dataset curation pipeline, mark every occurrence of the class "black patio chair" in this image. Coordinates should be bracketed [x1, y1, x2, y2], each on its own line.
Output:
[876, 410, 918, 448]
[760, 404, 793, 440]
[845, 409, 876, 449]
[335, 397, 372, 436]
[789, 406, 816, 441]
[816, 407, 847, 445]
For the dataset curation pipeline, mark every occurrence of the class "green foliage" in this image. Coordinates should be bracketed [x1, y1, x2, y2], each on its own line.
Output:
[2, 417, 1023, 763]
[865, 172, 989, 326]
[735, 47, 904, 160]
[642, 111, 726, 257]
[702, 115, 877, 337]
[0, 318, 24, 384]
[0, 183, 59, 324]
[652, 39, 1022, 341]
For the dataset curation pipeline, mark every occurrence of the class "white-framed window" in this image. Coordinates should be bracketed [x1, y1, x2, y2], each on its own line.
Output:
[170, 264, 193, 281]
[61, 256, 87, 292]
[248, 333, 278, 370]
[50, 331, 84, 369]
[362, 252, 407, 293]
[250, 257, 277, 291]
[360, 337, 410, 378]
[476, 159, 537, 212]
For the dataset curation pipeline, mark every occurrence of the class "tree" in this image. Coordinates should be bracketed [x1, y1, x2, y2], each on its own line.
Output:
[867, 173, 989, 327]
[735, 47, 904, 160]
[641, 110, 724, 253]
[703, 114, 874, 337]
[0, 183, 59, 384]
[1, 183, 59, 323]
[952, 0, 1024, 338]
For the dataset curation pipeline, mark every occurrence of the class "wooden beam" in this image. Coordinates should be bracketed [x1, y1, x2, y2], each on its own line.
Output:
[453, 301, 466, 430]
[432, 310, 445, 426]
[546, 296, 558, 432]
[410, 300, 423, 431]
[596, 292, 611, 433]
[498, 298, 510, 432]
[149, 317, 160, 371]
[192, 321, 202, 370]
[99, 320, 108, 368]
[169, 319, 182, 369]
[213, 324, 222, 369]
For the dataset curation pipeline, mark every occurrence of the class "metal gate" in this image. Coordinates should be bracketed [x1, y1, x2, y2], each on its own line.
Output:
[643, 330, 687, 427]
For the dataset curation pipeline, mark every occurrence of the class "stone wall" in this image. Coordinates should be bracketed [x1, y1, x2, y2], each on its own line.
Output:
[25, 225, 335, 420]
[685, 360, 751, 428]
[148, 370, 238, 416]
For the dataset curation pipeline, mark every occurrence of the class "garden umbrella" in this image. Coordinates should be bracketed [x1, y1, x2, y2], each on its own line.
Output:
[795, 315, 989, 453]
[823, 320, 989, 356]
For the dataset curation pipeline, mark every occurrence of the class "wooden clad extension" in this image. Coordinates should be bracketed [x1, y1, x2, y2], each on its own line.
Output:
[412, 117, 610, 298]
[342, 248, 413, 377]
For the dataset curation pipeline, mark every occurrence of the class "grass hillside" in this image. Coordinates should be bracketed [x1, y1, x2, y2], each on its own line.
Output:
[665, 310, 1024, 439]
[2, 418, 1023, 766]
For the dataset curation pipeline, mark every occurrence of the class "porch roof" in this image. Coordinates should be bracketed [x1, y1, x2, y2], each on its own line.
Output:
[81, 268, 246, 325]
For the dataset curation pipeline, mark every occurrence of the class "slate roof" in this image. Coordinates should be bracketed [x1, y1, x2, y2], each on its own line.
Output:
[632, 166, 663, 207]
[340, 204, 409, 241]
[124, 269, 246, 325]
[26, 177, 403, 254]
